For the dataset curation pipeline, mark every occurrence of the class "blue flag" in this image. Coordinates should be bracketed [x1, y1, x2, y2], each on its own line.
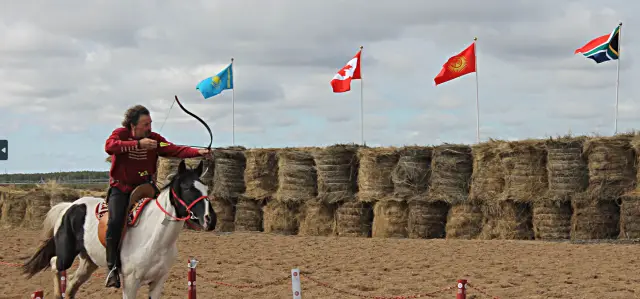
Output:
[196, 63, 234, 99]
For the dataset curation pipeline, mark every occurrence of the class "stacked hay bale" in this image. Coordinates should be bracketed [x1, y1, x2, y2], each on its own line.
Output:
[300, 144, 359, 236]
[571, 135, 634, 239]
[533, 137, 588, 240]
[238, 148, 279, 232]
[210, 146, 246, 232]
[469, 140, 506, 240]
[426, 144, 476, 239]
[619, 135, 640, 239]
[23, 189, 50, 229]
[264, 148, 317, 235]
[484, 140, 547, 240]
[37, 180, 81, 206]
[1, 188, 28, 228]
[358, 148, 405, 238]
[392, 146, 446, 239]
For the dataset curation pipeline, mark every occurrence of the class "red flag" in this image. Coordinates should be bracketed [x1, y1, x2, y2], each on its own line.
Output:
[331, 49, 362, 93]
[434, 42, 476, 86]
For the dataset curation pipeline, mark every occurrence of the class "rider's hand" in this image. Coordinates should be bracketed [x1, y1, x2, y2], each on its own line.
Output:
[198, 148, 213, 159]
[139, 138, 157, 149]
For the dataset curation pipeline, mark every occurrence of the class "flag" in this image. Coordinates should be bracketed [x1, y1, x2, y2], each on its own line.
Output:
[196, 63, 234, 99]
[331, 49, 362, 93]
[434, 42, 476, 86]
[574, 24, 620, 63]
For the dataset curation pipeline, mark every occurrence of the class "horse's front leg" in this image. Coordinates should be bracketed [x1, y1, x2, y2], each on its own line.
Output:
[121, 272, 141, 299]
[148, 271, 170, 299]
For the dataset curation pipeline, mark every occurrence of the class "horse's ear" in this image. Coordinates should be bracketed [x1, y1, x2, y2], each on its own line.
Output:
[177, 160, 187, 174]
[195, 160, 204, 177]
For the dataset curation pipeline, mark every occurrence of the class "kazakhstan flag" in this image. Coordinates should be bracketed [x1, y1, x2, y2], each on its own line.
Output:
[196, 63, 234, 99]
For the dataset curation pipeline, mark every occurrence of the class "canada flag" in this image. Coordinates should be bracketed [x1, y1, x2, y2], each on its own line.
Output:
[330, 49, 362, 93]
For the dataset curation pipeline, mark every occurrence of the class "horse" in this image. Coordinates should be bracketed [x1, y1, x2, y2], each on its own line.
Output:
[21, 159, 216, 299]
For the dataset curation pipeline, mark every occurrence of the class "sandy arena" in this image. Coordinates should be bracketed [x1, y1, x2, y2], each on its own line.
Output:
[0, 228, 639, 298]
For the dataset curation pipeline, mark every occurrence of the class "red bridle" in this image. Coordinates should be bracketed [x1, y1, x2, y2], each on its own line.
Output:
[155, 187, 209, 222]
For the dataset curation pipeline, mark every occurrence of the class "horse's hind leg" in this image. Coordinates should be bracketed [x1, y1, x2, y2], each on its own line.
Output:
[67, 253, 98, 299]
[49, 257, 63, 299]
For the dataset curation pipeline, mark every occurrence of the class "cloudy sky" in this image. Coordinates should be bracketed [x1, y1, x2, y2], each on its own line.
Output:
[0, 0, 637, 173]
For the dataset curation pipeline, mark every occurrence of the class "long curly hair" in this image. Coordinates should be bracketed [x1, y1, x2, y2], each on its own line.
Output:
[121, 105, 150, 128]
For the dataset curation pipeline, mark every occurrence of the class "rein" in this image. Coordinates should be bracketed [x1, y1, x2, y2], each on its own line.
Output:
[155, 187, 209, 222]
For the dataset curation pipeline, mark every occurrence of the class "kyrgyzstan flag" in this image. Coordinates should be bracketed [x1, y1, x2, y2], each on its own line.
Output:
[331, 49, 362, 93]
[434, 42, 476, 86]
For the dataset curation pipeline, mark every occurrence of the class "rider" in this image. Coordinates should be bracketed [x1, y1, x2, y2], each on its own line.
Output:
[104, 104, 212, 288]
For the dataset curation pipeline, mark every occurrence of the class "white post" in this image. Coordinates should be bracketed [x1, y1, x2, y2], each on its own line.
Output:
[474, 37, 480, 144]
[291, 268, 302, 299]
[614, 22, 622, 135]
[359, 45, 364, 146]
[231, 57, 235, 145]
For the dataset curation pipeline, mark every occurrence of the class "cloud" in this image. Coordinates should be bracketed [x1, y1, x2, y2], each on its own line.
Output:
[0, 0, 638, 172]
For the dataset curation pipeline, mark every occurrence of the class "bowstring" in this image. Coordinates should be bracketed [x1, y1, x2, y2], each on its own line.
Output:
[158, 98, 176, 134]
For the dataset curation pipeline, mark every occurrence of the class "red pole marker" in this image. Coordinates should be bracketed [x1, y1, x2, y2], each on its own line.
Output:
[188, 258, 198, 299]
[31, 290, 44, 299]
[456, 279, 467, 299]
[60, 270, 67, 298]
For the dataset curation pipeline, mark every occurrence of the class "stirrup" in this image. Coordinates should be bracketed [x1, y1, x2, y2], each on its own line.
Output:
[105, 267, 121, 288]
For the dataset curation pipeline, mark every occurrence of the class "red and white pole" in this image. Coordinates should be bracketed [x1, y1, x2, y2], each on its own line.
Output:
[187, 258, 198, 299]
[60, 270, 67, 298]
[31, 290, 44, 299]
[456, 279, 467, 299]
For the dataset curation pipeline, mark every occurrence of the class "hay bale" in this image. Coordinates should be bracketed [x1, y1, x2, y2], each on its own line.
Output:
[445, 202, 483, 239]
[211, 197, 235, 232]
[480, 200, 534, 240]
[314, 144, 359, 204]
[243, 149, 278, 200]
[407, 200, 448, 239]
[299, 199, 336, 236]
[428, 144, 473, 204]
[234, 197, 263, 232]
[584, 135, 636, 200]
[545, 137, 588, 200]
[571, 193, 620, 240]
[372, 199, 408, 238]
[23, 190, 50, 229]
[334, 201, 373, 237]
[469, 140, 505, 202]
[1, 189, 27, 228]
[628, 134, 640, 190]
[497, 140, 548, 202]
[532, 200, 572, 240]
[357, 148, 399, 202]
[36, 180, 80, 206]
[263, 200, 300, 235]
[212, 147, 246, 200]
[392, 146, 432, 200]
[276, 149, 317, 203]
[619, 190, 640, 239]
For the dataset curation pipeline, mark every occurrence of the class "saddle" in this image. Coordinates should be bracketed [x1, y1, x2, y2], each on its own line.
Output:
[95, 183, 157, 248]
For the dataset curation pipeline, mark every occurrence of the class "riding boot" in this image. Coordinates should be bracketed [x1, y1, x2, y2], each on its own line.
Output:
[105, 236, 121, 288]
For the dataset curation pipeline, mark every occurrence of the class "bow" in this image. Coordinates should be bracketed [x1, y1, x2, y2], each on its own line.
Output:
[173, 95, 213, 151]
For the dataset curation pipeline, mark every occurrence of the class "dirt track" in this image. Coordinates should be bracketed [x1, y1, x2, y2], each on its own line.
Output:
[1, 228, 639, 299]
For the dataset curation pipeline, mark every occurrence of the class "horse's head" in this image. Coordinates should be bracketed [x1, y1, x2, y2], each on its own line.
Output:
[167, 159, 216, 231]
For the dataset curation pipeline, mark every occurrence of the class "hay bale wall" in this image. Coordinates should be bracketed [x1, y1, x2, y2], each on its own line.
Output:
[334, 201, 373, 237]
[571, 193, 620, 240]
[314, 144, 359, 203]
[276, 149, 317, 203]
[298, 199, 336, 236]
[583, 135, 636, 200]
[244, 149, 278, 200]
[445, 202, 483, 239]
[211, 197, 236, 232]
[392, 146, 432, 200]
[427, 144, 473, 204]
[263, 200, 300, 235]
[212, 147, 246, 200]
[371, 200, 408, 238]
[532, 200, 572, 240]
[545, 137, 588, 198]
[234, 197, 263, 232]
[497, 140, 548, 202]
[469, 140, 505, 202]
[1, 189, 27, 228]
[619, 191, 640, 239]
[357, 148, 399, 202]
[407, 201, 448, 239]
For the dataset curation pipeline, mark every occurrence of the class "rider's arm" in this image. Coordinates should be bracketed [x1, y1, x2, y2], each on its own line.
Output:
[153, 133, 202, 159]
[105, 128, 139, 155]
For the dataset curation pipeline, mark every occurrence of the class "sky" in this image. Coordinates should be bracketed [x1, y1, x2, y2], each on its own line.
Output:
[0, 0, 638, 173]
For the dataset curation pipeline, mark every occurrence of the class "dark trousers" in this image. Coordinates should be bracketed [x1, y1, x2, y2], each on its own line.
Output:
[105, 187, 130, 270]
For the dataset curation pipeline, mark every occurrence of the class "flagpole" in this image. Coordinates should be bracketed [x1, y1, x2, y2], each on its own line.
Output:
[360, 45, 364, 146]
[474, 37, 480, 144]
[614, 22, 622, 135]
[231, 57, 235, 145]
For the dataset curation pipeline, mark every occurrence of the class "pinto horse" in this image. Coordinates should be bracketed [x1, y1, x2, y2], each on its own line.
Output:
[21, 160, 216, 298]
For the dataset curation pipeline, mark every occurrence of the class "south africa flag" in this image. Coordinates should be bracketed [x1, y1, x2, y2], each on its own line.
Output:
[574, 24, 620, 63]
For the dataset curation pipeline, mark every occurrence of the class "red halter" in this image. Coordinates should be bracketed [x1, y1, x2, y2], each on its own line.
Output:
[155, 187, 209, 221]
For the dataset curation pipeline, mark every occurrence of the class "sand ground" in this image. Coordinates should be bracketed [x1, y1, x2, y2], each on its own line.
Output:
[0, 227, 639, 299]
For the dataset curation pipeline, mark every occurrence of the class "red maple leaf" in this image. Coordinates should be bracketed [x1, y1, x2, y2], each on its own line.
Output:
[337, 64, 353, 77]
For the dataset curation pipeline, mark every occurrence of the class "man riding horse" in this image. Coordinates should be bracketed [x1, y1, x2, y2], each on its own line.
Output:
[104, 104, 212, 288]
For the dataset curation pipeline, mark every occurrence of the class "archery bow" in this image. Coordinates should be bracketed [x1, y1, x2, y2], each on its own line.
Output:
[172, 95, 213, 151]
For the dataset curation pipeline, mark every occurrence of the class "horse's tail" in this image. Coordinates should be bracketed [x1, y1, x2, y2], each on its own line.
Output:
[22, 202, 73, 278]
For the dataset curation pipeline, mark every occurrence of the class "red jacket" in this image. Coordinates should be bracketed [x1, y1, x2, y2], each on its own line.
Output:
[105, 127, 202, 193]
